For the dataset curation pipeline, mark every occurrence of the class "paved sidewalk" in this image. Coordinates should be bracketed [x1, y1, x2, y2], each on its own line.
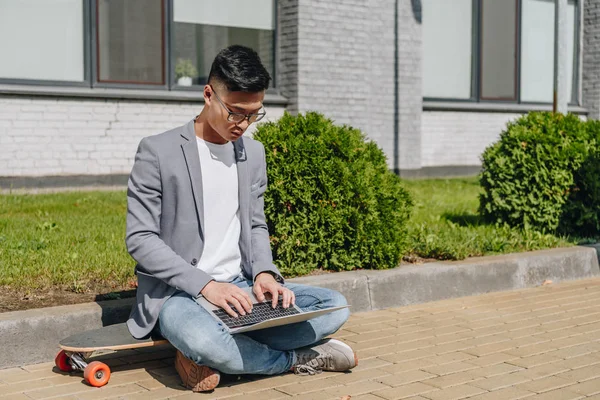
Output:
[2, 278, 600, 400]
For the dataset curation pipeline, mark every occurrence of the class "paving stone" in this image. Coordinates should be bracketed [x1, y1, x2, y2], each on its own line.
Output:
[469, 373, 532, 391]
[377, 369, 438, 387]
[563, 377, 600, 396]
[223, 389, 291, 400]
[422, 384, 486, 400]
[420, 371, 482, 389]
[505, 353, 563, 368]
[524, 388, 585, 399]
[372, 382, 439, 399]
[555, 365, 600, 383]
[324, 380, 392, 398]
[516, 375, 574, 393]
[464, 386, 536, 400]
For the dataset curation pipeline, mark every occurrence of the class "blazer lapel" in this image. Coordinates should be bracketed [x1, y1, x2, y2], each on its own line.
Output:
[181, 120, 205, 239]
[234, 138, 251, 263]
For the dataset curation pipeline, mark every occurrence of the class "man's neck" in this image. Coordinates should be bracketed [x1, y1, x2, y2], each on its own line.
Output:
[194, 111, 228, 145]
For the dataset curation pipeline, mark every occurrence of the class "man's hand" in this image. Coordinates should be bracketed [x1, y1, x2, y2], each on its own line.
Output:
[200, 281, 253, 318]
[254, 272, 295, 309]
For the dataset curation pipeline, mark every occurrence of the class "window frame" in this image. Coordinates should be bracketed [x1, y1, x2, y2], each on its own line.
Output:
[423, 0, 581, 106]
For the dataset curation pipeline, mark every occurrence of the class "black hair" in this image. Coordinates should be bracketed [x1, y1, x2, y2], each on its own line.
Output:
[208, 45, 271, 92]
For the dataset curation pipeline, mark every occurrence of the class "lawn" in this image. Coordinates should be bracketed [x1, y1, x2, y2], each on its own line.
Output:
[402, 178, 576, 261]
[0, 178, 581, 295]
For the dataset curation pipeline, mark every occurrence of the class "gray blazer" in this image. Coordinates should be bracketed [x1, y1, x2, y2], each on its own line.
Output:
[125, 119, 283, 339]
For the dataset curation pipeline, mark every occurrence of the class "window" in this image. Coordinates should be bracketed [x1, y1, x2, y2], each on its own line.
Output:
[0, 0, 276, 91]
[172, 0, 275, 87]
[423, 0, 579, 104]
[480, 0, 517, 100]
[520, 0, 577, 103]
[0, 0, 85, 83]
[96, 0, 165, 85]
[422, 0, 473, 99]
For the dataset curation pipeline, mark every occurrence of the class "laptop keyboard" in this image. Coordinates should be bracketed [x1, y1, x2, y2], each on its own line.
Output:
[213, 301, 301, 329]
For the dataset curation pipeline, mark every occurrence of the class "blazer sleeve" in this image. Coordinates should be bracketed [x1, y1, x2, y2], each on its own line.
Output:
[250, 143, 285, 283]
[125, 138, 213, 296]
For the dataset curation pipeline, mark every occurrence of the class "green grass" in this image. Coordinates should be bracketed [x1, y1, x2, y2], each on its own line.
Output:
[403, 177, 578, 261]
[0, 178, 587, 291]
[0, 191, 134, 291]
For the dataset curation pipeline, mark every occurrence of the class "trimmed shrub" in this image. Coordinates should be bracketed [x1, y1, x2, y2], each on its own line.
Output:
[560, 120, 600, 236]
[254, 112, 413, 277]
[479, 112, 597, 234]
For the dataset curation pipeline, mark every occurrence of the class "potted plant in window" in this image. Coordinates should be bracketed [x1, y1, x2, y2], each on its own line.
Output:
[175, 58, 197, 86]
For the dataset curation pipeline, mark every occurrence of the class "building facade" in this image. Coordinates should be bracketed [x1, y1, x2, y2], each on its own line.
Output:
[0, 0, 598, 186]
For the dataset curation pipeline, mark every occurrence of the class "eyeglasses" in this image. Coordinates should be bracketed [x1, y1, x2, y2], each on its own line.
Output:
[210, 86, 266, 124]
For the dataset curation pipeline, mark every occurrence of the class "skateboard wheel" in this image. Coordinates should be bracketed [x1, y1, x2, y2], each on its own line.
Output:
[83, 361, 111, 387]
[54, 350, 72, 372]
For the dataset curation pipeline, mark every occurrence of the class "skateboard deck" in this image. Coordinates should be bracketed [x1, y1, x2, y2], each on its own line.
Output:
[55, 323, 170, 387]
[59, 322, 168, 352]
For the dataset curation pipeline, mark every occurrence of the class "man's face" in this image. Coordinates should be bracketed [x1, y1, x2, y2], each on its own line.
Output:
[204, 85, 265, 143]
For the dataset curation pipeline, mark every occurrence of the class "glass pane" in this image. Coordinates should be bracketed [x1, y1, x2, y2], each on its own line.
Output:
[566, 1, 577, 103]
[0, 0, 84, 81]
[481, 0, 517, 100]
[173, 0, 274, 30]
[97, 0, 164, 84]
[422, 0, 473, 99]
[520, 0, 577, 103]
[521, 0, 554, 102]
[172, 24, 274, 87]
[172, 0, 275, 87]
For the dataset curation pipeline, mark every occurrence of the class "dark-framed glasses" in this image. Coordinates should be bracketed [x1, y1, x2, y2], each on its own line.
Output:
[211, 86, 266, 124]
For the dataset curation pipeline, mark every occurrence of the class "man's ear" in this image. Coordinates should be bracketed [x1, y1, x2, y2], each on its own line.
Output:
[203, 85, 212, 104]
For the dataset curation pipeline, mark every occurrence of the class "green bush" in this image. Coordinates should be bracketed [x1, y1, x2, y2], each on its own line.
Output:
[560, 121, 600, 236]
[254, 112, 413, 276]
[479, 112, 597, 234]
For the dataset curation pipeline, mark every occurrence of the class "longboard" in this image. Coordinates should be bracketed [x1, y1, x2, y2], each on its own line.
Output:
[55, 323, 169, 387]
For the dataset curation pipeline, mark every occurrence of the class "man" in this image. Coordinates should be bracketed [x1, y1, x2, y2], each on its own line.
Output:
[125, 45, 357, 392]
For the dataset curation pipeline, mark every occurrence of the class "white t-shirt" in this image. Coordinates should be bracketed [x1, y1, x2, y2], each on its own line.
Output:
[196, 137, 242, 282]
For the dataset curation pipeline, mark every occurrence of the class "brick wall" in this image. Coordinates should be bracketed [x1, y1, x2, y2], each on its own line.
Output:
[277, 0, 422, 170]
[583, 0, 600, 120]
[277, 0, 299, 114]
[0, 96, 285, 177]
[421, 111, 521, 167]
[397, 0, 423, 171]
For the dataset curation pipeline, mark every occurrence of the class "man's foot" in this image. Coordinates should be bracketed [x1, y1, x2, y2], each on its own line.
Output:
[292, 339, 358, 375]
[175, 350, 220, 392]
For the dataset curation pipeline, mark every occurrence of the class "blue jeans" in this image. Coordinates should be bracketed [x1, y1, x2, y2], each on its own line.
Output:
[158, 275, 350, 375]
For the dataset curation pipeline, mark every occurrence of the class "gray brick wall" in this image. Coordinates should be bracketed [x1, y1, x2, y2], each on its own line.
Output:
[397, 0, 422, 171]
[277, 0, 299, 114]
[0, 96, 285, 177]
[277, 0, 422, 170]
[583, 0, 600, 120]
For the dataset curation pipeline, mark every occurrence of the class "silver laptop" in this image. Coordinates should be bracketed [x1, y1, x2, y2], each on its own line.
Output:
[194, 286, 349, 334]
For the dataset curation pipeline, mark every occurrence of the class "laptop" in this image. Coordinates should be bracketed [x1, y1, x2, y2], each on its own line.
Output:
[194, 286, 349, 334]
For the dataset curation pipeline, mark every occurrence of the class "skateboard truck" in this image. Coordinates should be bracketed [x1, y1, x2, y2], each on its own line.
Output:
[55, 350, 111, 387]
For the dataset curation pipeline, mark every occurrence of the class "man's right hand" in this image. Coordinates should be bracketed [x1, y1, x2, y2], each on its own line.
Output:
[200, 281, 253, 318]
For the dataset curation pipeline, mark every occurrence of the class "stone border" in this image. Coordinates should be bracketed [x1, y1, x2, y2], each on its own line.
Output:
[1, 245, 598, 369]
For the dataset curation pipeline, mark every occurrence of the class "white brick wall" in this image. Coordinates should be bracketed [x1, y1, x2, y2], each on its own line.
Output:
[421, 111, 521, 167]
[0, 96, 285, 177]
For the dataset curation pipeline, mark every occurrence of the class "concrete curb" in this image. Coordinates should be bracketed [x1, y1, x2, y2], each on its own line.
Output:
[1, 245, 598, 369]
